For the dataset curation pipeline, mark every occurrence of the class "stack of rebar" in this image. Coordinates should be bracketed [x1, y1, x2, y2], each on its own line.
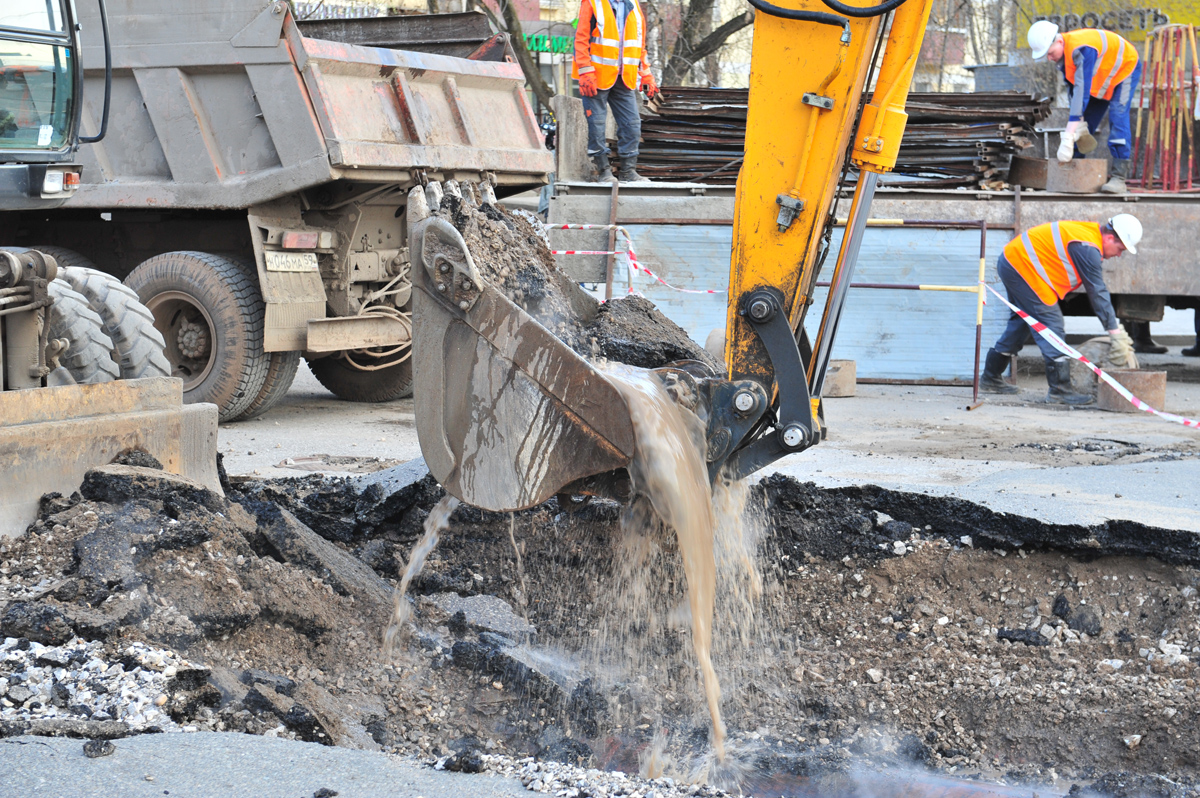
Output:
[1132, 24, 1199, 192]
[637, 88, 1050, 188]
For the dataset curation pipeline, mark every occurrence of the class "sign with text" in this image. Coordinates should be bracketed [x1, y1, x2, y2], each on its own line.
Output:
[1024, 2, 1197, 43]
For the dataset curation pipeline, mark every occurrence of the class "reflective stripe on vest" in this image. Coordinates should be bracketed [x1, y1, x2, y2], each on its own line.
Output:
[1004, 221, 1102, 305]
[578, 0, 644, 90]
[1062, 29, 1138, 101]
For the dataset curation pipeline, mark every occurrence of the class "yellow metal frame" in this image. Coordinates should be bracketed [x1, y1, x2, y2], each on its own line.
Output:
[724, 0, 933, 390]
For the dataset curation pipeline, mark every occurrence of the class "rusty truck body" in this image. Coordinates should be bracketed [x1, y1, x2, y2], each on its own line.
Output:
[1, 0, 552, 421]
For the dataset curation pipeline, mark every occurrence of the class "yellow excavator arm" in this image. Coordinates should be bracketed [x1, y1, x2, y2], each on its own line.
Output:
[406, 0, 932, 512]
[721, 0, 933, 478]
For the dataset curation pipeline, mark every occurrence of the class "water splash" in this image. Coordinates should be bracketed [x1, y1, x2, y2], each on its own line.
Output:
[604, 363, 727, 760]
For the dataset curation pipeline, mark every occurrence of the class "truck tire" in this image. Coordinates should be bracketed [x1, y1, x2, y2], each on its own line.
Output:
[306, 355, 414, 403]
[224, 255, 299, 420]
[125, 251, 270, 422]
[55, 265, 172, 381]
[238, 350, 301, 420]
[28, 245, 93, 272]
[46, 279, 120, 385]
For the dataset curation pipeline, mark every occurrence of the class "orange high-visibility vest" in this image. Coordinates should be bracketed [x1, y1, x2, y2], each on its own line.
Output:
[1062, 29, 1139, 101]
[1004, 221, 1104, 305]
[572, 0, 646, 91]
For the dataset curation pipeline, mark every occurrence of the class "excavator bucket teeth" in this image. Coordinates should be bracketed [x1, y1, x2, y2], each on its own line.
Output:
[406, 185, 636, 512]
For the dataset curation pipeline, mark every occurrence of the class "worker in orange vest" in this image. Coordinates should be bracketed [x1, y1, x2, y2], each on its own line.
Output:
[573, 0, 658, 182]
[981, 215, 1143, 404]
[1027, 21, 1141, 194]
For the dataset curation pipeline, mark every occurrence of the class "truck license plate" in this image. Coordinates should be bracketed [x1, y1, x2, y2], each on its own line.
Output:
[264, 251, 319, 273]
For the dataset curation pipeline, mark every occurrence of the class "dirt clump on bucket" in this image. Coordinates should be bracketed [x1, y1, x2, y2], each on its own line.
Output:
[435, 191, 719, 373]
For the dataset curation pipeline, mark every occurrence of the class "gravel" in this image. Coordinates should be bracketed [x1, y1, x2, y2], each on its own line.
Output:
[0, 637, 193, 732]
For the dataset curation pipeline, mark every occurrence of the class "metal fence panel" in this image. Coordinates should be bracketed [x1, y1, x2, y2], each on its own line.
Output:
[617, 223, 1011, 381]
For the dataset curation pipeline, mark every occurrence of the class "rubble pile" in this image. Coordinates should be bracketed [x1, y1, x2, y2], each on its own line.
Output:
[0, 638, 197, 735]
[1, 456, 1199, 796]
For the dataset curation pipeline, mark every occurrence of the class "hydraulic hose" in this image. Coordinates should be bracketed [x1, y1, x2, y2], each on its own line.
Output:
[745, 0, 850, 35]
[819, 0, 910, 18]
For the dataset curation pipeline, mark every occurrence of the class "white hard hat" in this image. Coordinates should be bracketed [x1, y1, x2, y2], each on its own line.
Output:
[1028, 20, 1059, 60]
[1109, 213, 1142, 254]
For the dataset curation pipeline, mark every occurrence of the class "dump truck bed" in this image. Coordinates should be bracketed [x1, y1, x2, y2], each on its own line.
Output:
[69, 1, 551, 210]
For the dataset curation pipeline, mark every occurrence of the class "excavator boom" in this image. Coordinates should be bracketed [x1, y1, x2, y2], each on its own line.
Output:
[409, 0, 932, 512]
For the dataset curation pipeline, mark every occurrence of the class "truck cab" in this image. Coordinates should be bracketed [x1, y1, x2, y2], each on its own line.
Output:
[0, 0, 87, 208]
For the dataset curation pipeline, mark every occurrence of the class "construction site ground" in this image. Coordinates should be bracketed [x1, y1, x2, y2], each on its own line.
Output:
[5, 353, 1200, 798]
[223, 356, 1200, 532]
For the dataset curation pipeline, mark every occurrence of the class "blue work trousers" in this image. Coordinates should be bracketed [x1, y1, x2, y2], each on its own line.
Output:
[992, 255, 1068, 363]
[583, 81, 641, 159]
[1075, 61, 1142, 161]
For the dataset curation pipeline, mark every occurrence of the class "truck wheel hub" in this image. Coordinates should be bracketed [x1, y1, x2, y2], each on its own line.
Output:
[177, 319, 210, 359]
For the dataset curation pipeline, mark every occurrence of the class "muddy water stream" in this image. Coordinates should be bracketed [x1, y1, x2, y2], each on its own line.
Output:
[603, 364, 729, 760]
[385, 495, 460, 652]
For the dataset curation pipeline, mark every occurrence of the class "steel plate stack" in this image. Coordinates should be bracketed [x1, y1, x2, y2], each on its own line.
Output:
[637, 88, 1050, 188]
[639, 87, 748, 184]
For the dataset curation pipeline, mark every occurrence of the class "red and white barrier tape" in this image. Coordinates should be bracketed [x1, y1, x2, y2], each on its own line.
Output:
[987, 284, 1200, 428]
[546, 224, 727, 296]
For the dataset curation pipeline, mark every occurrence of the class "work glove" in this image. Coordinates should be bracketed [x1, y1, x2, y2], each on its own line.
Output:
[578, 72, 598, 98]
[640, 71, 659, 99]
[1057, 121, 1083, 163]
[1107, 328, 1138, 368]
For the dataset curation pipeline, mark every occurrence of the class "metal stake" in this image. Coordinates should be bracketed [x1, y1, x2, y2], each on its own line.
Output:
[809, 170, 879, 399]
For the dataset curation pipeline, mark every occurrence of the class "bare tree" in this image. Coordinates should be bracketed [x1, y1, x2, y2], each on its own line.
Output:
[661, 2, 754, 86]
[470, 0, 556, 109]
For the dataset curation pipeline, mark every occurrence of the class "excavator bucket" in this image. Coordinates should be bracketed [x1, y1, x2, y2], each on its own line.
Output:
[406, 185, 636, 512]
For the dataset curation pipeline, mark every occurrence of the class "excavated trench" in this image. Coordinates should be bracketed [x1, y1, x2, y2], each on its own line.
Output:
[3, 197, 1199, 797]
[2, 458, 1198, 798]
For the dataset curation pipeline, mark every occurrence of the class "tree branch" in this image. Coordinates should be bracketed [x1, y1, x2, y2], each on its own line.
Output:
[687, 8, 754, 64]
[498, 0, 556, 110]
[663, 8, 753, 84]
[473, 0, 556, 110]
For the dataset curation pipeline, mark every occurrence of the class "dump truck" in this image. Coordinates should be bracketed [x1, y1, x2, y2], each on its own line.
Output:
[1, 0, 219, 533]
[1, 0, 553, 422]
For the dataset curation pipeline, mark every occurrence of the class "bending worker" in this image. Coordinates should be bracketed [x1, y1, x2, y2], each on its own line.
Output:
[1028, 21, 1140, 194]
[573, 0, 658, 183]
[981, 215, 1142, 404]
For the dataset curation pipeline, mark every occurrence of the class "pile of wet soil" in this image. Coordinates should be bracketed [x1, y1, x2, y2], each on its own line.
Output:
[3, 456, 1198, 796]
[436, 190, 719, 372]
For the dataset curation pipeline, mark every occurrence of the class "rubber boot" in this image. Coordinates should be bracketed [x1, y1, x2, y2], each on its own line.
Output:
[591, 153, 615, 183]
[617, 155, 648, 183]
[1183, 338, 1200, 357]
[1125, 320, 1167, 354]
[1045, 358, 1094, 405]
[980, 348, 1018, 394]
[1101, 159, 1130, 194]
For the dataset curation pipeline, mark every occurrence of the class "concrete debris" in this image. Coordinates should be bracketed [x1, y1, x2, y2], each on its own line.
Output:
[0, 637, 195, 733]
[251, 505, 394, 610]
[475, 753, 729, 798]
[427, 593, 535, 640]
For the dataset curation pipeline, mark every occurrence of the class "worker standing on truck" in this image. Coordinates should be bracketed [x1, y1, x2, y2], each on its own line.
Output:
[1027, 21, 1141, 194]
[572, 0, 658, 183]
[981, 215, 1143, 404]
